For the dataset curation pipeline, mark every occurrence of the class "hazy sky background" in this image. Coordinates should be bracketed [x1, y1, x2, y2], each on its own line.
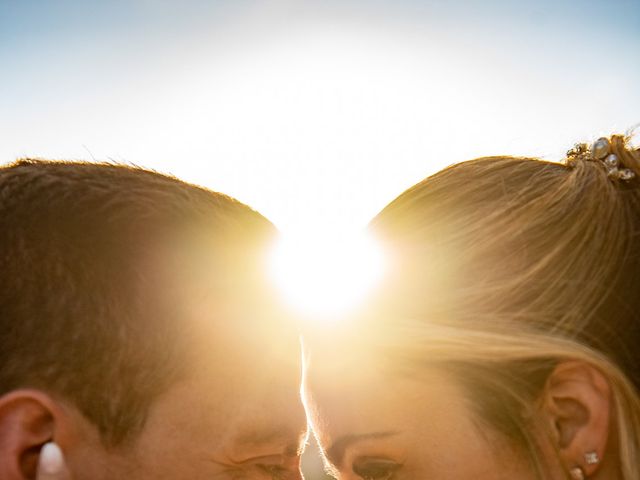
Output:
[1, 0, 639, 233]
[1, 2, 639, 478]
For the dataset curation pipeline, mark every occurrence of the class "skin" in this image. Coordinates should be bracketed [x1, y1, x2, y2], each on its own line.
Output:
[66, 319, 307, 480]
[303, 325, 621, 480]
[7, 248, 308, 480]
[304, 349, 535, 480]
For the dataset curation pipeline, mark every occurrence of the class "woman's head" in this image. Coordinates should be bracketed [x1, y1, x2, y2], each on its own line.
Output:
[304, 134, 640, 479]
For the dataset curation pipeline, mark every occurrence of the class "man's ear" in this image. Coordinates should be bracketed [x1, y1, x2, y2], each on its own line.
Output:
[540, 361, 612, 477]
[0, 390, 68, 480]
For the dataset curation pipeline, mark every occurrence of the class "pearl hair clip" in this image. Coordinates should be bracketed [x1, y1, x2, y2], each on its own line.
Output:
[566, 137, 637, 181]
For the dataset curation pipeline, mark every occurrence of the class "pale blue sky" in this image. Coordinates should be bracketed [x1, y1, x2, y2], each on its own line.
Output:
[1, 0, 639, 231]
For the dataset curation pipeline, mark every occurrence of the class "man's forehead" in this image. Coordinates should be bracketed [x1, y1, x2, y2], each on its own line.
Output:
[181, 316, 303, 420]
[141, 358, 306, 453]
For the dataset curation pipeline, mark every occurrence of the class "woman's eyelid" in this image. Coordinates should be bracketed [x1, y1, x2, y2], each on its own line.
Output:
[345, 444, 406, 467]
[352, 457, 402, 480]
[353, 457, 402, 468]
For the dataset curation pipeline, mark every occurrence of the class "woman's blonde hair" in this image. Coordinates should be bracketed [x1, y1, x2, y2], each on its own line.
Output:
[368, 134, 640, 479]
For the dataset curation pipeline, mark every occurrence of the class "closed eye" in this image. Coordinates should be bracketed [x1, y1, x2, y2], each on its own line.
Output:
[257, 463, 292, 479]
[352, 458, 401, 480]
[247, 455, 300, 480]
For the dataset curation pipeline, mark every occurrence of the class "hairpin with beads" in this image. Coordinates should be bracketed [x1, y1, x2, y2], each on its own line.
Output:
[566, 136, 637, 181]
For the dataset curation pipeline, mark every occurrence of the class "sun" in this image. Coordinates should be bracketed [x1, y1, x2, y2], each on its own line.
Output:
[269, 231, 385, 319]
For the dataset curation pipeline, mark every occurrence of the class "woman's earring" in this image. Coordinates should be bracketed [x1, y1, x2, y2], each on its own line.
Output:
[584, 451, 599, 465]
[569, 466, 585, 480]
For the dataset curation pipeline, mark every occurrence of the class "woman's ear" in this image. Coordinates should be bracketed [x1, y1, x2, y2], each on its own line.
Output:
[0, 390, 67, 479]
[540, 361, 612, 477]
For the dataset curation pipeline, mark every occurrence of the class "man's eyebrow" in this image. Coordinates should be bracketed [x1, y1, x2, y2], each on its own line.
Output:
[233, 428, 308, 456]
[325, 431, 400, 467]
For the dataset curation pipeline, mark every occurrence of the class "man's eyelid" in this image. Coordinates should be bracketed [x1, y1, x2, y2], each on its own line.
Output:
[230, 443, 301, 464]
[241, 454, 280, 464]
[241, 454, 295, 466]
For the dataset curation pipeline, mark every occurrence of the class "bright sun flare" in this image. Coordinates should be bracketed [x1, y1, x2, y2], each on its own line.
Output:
[269, 231, 385, 318]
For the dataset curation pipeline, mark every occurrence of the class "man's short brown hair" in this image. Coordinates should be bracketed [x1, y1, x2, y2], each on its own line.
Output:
[0, 160, 274, 445]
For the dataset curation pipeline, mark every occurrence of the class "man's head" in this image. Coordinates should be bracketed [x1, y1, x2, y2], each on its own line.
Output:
[0, 160, 306, 479]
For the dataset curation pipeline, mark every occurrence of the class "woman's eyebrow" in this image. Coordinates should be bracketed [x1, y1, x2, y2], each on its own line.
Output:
[325, 431, 400, 467]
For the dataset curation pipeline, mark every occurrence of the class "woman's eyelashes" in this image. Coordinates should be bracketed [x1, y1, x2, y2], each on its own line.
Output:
[352, 458, 402, 480]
